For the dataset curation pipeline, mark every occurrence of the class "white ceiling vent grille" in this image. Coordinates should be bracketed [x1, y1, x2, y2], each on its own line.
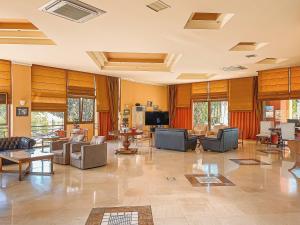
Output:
[147, 0, 170, 12]
[40, 0, 106, 23]
[222, 65, 248, 72]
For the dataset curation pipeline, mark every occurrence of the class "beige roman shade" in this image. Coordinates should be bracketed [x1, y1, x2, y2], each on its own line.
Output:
[191, 82, 208, 100]
[67, 71, 95, 97]
[290, 67, 300, 99]
[176, 83, 191, 107]
[31, 65, 67, 111]
[95, 75, 109, 112]
[0, 60, 11, 104]
[209, 80, 228, 100]
[258, 68, 289, 100]
[229, 77, 254, 111]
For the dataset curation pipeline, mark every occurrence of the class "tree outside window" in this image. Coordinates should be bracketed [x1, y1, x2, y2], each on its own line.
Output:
[67, 97, 94, 123]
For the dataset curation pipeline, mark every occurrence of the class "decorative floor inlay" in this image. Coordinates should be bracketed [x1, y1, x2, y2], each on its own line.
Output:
[258, 149, 281, 154]
[101, 211, 138, 225]
[85, 206, 153, 225]
[230, 158, 270, 165]
[185, 174, 235, 187]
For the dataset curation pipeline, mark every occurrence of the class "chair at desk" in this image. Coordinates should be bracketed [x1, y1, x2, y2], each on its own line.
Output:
[280, 123, 296, 150]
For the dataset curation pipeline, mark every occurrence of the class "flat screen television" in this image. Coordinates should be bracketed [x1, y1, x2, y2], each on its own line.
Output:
[145, 111, 169, 126]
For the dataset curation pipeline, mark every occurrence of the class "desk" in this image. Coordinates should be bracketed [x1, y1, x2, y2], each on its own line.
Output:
[287, 139, 300, 177]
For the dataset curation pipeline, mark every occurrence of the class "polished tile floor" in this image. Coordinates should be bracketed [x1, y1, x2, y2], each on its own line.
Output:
[0, 141, 300, 225]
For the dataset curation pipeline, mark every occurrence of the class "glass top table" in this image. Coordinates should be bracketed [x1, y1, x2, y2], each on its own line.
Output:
[0, 149, 54, 181]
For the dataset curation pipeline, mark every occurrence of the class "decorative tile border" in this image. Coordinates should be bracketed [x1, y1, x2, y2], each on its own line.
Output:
[257, 149, 281, 154]
[85, 206, 154, 225]
[185, 174, 235, 187]
[230, 158, 270, 165]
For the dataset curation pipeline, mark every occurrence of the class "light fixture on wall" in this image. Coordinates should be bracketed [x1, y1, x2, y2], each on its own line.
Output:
[19, 100, 26, 106]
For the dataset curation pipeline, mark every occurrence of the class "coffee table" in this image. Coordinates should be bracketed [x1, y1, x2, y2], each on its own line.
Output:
[0, 149, 54, 181]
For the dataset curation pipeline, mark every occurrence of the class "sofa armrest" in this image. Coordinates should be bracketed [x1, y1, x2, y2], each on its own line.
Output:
[50, 140, 68, 151]
[70, 142, 90, 153]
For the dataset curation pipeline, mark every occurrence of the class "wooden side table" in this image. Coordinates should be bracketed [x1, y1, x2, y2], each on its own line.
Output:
[109, 130, 143, 154]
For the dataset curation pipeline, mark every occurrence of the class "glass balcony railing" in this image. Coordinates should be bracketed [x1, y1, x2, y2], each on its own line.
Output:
[31, 124, 64, 147]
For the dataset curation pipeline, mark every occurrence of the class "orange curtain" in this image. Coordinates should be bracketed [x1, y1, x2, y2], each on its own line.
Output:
[173, 107, 192, 130]
[230, 77, 260, 139]
[98, 112, 112, 137]
[230, 112, 259, 139]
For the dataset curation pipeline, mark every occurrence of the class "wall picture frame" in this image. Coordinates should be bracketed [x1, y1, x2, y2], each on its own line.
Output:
[16, 107, 29, 116]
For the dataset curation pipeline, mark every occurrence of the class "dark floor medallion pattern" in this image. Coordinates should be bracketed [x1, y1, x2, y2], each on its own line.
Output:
[85, 206, 154, 225]
[230, 158, 270, 165]
[185, 174, 235, 187]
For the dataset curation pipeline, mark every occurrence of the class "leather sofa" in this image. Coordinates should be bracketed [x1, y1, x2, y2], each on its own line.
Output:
[0, 137, 36, 151]
[0, 137, 36, 164]
[155, 128, 197, 151]
[201, 128, 238, 152]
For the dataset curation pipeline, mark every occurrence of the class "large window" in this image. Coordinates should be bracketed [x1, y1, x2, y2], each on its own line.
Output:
[210, 101, 228, 127]
[68, 97, 94, 123]
[263, 99, 300, 125]
[31, 112, 64, 145]
[193, 101, 228, 129]
[0, 104, 8, 138]
[193, 102, 208, 126]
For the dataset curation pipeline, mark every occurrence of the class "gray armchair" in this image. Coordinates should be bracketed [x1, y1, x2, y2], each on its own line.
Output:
[70, 142, 107, 169]
[50, 140, 71, 165]
[201, 128, 239, 152]
[155, 128, 197, 151]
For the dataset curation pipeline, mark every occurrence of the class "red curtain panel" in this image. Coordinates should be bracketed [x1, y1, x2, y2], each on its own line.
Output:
[98, 111, 112, 137]
[173, 107, 193, 130]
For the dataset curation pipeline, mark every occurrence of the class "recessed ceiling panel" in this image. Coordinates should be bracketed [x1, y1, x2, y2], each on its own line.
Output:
[184, 12, 234, 30]
[87, 51, 181, 72]
[0, 19, 55, 45]
[230, 42, 268, 51]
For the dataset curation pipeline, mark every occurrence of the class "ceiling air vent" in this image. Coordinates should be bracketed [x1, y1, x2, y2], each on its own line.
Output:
[222, 65, 248, 72]
[40, 0, 106, 23]
[147, 0, 170, 12]
[256, 58, 288, 64]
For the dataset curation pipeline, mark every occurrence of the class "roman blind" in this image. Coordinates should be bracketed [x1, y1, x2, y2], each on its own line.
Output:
[95, 75, 109, 112]
[229, 77, 254, 111]
[209, 80, 228, 100]
[67, 71, 95, 97]
[0, 60, 11, 104]
[176, 83, 191, 107]
[258, 68, 289, 100]
[290, 67, 300, 99]
[191, 82, 208, 100]
[31, 65, 67, 111]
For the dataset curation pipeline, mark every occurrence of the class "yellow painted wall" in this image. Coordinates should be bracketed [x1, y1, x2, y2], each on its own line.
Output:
[120, 80, 168, 127]
[11, 63, 32, 137]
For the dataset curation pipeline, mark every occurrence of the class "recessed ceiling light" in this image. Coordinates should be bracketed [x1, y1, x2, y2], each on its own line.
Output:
[146, 0, 170, 12]
[256, 58, 288, 64]
[184, 12, 234, 30]
[230, 42, 268, 51]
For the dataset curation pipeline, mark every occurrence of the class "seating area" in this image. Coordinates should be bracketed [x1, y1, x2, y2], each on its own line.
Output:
[1, 1, 300, 225]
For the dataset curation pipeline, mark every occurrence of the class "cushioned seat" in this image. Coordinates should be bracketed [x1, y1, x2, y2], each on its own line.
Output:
[71, 152, 82, 160]
[52, 150, 64, 156]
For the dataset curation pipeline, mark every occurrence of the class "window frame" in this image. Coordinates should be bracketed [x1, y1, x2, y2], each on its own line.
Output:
[67, 96, 95, 124]
[0, 93, 9, 138]
[193, 99, 229, 130]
